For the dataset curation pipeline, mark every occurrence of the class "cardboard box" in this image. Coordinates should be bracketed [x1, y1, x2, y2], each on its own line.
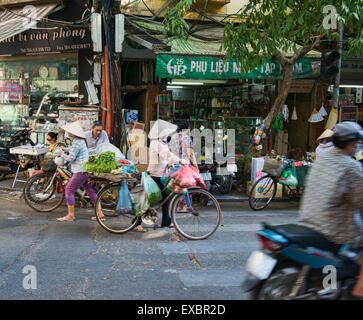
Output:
[128, 146, 149, 165]
[248, 180, 283, 199]
[132, 121, 145, 131]
[128, 129, 147, 148]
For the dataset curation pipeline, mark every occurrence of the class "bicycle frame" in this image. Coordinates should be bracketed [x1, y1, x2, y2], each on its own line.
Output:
[43, 166, 86, 199]
[152, 187, 202, 214]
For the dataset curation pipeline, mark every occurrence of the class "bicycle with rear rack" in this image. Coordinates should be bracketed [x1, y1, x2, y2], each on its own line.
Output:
[94, 179, 222, 240]
[248, 159, 310, 211]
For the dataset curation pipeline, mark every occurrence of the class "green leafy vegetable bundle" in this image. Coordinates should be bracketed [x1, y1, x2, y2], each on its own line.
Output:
[83, 151, 119, 173]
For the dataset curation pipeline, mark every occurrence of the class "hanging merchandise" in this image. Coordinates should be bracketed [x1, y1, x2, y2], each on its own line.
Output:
[325, 107, 338, 129]
[273, 114, 285, 130]
[318, 105, 328, 117]
[282, 104, 289, 122]
[291, 93, 298, 120]
[251, 124, 265, 145]
[308, 108, 324, 123]
[291, 106, 298, 120]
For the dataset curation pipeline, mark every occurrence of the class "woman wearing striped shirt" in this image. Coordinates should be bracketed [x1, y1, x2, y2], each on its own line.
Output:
[56, 121, 105, 222]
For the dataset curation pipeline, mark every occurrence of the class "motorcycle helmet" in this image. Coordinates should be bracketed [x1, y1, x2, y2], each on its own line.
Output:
[333, 122, 363, 142]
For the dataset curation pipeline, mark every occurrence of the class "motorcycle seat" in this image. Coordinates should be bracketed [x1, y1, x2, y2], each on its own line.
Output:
[263, 223, 341, 254]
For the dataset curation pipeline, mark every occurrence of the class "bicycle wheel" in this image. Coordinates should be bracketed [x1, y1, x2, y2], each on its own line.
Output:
[23, 172, 65, 212]
[170, 188, 221, 240]
[249, 175, 277, 211]
[94, 183, 139, 234]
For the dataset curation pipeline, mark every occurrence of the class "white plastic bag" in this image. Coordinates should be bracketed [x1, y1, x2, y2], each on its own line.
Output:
[95, 142, 126, 160]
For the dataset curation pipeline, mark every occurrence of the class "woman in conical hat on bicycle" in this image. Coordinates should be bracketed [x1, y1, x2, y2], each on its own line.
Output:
[147, 119, 187, 228]
[56, 121, 105, 222]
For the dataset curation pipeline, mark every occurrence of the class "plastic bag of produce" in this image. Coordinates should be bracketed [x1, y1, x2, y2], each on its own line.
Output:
[116, 179, 134, 215]
[130, 185, 150, 217]
[188, 165, 207, 189]
[166, 179, 187, 194]
[278, 163, 298, 187]
[141, 172, 162, 205]
[172, 165, 199, 188]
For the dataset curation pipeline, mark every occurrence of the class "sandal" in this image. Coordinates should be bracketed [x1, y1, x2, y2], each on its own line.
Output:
[57, 216, 75, 222]
[162, 223, 175, 228]
[91, 216, 106, 222]
[133, 225, 147, 232]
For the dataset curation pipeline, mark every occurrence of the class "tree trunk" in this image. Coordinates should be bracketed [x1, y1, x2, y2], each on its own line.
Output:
[248, 62, 294, 154]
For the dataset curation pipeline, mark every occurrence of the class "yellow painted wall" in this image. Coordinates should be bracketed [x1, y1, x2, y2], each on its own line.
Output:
[125, 0, 245, 19]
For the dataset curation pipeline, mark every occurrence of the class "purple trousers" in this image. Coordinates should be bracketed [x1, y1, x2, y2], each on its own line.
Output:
[65, 172, 98, 206]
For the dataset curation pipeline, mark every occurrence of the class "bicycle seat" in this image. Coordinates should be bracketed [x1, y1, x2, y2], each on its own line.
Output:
[263, 223, 341, 254]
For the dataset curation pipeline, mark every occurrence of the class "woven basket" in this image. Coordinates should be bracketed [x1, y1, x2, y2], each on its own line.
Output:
[262, 157, 285, 177]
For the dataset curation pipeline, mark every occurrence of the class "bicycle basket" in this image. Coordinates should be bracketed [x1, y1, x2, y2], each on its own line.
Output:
[40, 154, 57, 172]
[262, 157, 285, 177]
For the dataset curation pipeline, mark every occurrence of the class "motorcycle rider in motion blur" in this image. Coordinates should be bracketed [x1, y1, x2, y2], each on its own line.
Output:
[299, 121, 363, 298]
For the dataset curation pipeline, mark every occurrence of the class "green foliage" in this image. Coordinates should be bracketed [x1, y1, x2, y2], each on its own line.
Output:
[83, 151, 119, 173]
[163, 0, 196, 39]
[163, 0, 363, 73]
[236, 154, 258, 180]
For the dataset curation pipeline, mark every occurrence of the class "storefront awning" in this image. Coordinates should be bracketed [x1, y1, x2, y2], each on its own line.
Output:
[0, 4, 57, 42]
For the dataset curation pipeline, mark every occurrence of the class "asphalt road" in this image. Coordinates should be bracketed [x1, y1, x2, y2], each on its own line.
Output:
[0, 189, 300, 300]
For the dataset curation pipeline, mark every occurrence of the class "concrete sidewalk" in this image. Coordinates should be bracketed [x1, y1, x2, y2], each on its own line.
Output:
[0, 174, 27, 192]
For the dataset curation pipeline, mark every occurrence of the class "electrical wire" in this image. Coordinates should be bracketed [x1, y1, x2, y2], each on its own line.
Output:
[126, 16, 224, 42]
[140, 0, 155, 17]
[0, 5, 92, 28]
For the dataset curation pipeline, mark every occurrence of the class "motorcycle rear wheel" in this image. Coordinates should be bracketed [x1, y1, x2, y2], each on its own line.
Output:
[251, 267, 306, 300]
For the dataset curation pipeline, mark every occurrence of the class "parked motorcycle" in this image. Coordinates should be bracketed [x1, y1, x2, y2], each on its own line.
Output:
[198, 156, 236, 195]
[242, 222, 361, 300]
[0, 129, 35, 181]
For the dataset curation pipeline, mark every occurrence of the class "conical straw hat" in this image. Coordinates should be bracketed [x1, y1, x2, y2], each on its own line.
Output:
[318, 105, 328, 117]
[61, 121, 86, 139]
[148, 119, 177, 140]
[291, 106, 298, 120]
[308, 108, 324, 123]
[317, 129, 334, 142]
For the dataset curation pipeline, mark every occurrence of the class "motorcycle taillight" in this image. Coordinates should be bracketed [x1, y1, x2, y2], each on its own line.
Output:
[256, 233, 286, 252]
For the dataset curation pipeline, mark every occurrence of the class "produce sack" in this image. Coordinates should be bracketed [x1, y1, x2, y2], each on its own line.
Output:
[173, 165, 206, 189]
[141, 172, 162, 205]
[130, 185, 150, 217]
[189, 165, 207, 189]
[116, 179, 134, 215]
[278, 164, 298, 187]
[166, 179, 187, 194]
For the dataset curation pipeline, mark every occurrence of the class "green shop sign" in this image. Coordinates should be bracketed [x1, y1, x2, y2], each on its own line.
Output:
[156, 55, 321, 80]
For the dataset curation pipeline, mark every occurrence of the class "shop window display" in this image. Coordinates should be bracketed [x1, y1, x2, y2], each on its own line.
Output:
[0, 55, 79, 147]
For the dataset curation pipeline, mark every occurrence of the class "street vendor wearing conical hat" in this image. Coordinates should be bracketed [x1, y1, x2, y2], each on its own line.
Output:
[315, 129, 334, 160]
[56, 121, 105, 222]
[146, 119, 187, 229]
